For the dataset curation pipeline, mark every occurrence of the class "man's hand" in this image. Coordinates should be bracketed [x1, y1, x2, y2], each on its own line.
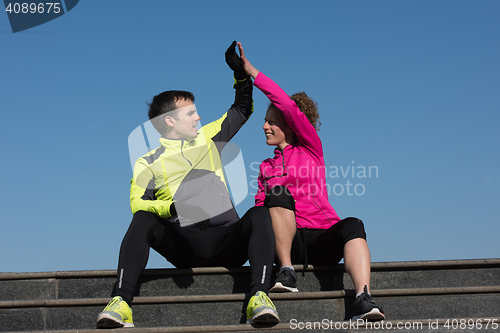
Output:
[237, 42, 260, 79]
[171, 202, 211, 230]
[225, 41, 247, 80]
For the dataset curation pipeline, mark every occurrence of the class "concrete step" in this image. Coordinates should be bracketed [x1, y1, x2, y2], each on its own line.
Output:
[2, 293, 500, 332]
[0, 259, 499, 332]
[1, 259, 499, 301]
[3, 318, 500, 333]
[2, 288, 500, 329]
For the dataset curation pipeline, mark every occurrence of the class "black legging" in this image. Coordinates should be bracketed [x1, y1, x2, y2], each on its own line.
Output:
[113, 206, 275, 304]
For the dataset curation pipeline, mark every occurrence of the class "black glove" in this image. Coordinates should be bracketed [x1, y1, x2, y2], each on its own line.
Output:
[170, 202, 211, 230]
[225, 40, 246, 80]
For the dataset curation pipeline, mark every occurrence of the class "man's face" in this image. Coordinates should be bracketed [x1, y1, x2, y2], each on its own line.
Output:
[166, 99, 201, 140]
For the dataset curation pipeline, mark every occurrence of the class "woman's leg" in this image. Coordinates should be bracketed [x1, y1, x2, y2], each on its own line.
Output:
[303, 217, 370, 294]
[343, 237, 371, 294]
[269, 206, 296, 266]
[264, 185, 296, 267]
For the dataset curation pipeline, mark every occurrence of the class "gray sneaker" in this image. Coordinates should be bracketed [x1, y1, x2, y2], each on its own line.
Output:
[352, 286, 385, 321]
[270, 267, 298, 293]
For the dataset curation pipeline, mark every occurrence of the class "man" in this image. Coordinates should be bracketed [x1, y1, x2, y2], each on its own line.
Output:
[96, 41, 278, 329]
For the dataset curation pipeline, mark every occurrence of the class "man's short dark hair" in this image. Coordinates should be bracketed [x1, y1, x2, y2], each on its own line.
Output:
[147, 90, 195, 135]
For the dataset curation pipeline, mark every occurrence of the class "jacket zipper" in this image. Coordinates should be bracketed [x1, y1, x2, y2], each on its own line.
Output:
[180, 139, 192, 166]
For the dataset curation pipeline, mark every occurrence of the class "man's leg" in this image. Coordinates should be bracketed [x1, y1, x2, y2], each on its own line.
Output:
[97, 211, 180, 328]
[213, 206, 276, 295]
[112, 211, 175, 304]
[242, 206, 279, 323]
[217, 206, 279, 323]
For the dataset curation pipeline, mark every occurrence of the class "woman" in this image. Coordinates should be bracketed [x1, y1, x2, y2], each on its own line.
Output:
[238, 42, 385, 321]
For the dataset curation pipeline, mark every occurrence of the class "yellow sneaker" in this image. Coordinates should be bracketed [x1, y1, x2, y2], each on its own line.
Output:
[96, 296, 134, 328]
[246, 291, 279, 324]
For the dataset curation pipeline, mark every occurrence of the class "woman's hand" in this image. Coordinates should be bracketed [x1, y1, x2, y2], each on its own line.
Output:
[238, 42, 260, 79]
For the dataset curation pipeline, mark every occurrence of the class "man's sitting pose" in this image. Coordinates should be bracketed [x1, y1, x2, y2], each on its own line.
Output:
[96, 41, 279, 328]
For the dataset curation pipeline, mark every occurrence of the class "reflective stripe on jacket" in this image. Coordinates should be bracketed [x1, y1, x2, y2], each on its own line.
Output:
[130, 78, 253, 227]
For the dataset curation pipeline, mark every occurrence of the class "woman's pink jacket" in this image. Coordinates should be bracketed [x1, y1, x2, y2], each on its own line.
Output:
[254, 72, 340, 229]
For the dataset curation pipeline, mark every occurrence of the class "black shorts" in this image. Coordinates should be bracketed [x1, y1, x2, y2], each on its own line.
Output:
[264, 185, 296, 211]
[264, 185, 367, 266]
[291, 218, 367, 266]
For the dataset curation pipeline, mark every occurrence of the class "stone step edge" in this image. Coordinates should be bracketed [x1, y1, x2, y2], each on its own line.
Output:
[3, 317, 500, 333]
[2, 258, 500, 281]
[2, 286, 499, 309]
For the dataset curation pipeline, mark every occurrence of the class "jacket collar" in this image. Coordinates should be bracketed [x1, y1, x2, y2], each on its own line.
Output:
[274, 144, 293, 154]
[159, 136, 194, 149]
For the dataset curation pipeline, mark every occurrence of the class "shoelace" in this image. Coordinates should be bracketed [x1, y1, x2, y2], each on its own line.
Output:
[276, 268, 292, 279]
[105, 298, 122, 311]
[361, 293, 376, 304]
[255, 292, 274, 308]
[359, 286, 376, 305]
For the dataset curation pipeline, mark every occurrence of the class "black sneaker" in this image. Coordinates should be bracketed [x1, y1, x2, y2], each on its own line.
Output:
[352, 286, 385, 321]
[270, 267, 298, 293]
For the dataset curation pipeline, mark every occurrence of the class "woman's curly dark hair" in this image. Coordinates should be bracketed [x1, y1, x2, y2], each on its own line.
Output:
[290, 92, 321, 131]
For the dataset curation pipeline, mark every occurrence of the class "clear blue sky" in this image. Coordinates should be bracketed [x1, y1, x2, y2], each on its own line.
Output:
[1, 1, 499, 273]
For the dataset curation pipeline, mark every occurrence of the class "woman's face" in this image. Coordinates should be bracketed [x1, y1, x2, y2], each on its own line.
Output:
[263, 105, 291, 149]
